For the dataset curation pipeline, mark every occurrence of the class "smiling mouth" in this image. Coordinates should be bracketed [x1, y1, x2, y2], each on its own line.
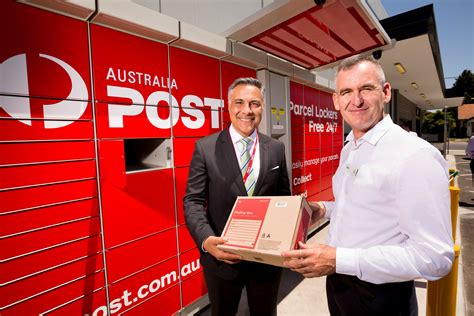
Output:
[349, 108, 368, 113]
[238, 117, 254, 121]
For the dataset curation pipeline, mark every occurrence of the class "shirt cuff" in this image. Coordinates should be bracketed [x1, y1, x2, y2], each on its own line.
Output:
[201, 237, 209, 253]
[335, 247, 358, 276]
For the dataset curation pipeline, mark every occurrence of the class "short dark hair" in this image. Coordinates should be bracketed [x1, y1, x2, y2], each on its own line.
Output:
[335, 54, 386, 88]
[227, 77, 265, 100]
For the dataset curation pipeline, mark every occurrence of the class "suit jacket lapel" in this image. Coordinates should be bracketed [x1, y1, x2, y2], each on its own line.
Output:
[253, 132, 268, 195]
[218, 128, 247, 196]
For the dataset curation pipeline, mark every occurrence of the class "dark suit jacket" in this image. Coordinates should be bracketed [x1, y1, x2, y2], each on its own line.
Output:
[184, 127, 291, 278]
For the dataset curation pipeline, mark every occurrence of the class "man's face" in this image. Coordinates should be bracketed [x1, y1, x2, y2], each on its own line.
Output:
[333, 61, 391, 139]
[228, 84, 264, 137]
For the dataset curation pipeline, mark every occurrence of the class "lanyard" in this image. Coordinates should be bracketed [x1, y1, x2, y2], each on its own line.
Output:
[242, 134, 258, 183]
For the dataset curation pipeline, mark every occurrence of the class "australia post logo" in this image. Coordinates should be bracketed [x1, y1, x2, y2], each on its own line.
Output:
[0, 53, 89, 128]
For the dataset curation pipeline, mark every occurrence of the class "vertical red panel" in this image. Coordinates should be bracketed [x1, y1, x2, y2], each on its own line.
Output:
[47, 289, 107, 316]
[99, 167, 176, 247]
[105, 257, 180, 315]
[106, 229, 178, 283]
[1, 272, 105, 316]
[289, 81, 305, 195]
[122, 285, 181, 316]
[90, 24, 172, 139]
[180, 249, 206, 306]
[1, 235, 102, 286]
[0, 141, 95, 165]
[0, 1, 91, 100]
[169, 47, 222, 137]
[175, 167, 189, 226]
[178, 224, 196, 254]
[181, 272, 207, 307]
[0, 254, 103, 311]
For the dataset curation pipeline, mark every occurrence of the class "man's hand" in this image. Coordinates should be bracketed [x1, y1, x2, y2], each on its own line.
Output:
[281, 242, 336, 278]
[203, 236, 242, 264]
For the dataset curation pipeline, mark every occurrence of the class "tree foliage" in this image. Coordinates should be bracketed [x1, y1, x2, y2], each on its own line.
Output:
[421, 109, 456, 136]
[452, 69, 474, 104]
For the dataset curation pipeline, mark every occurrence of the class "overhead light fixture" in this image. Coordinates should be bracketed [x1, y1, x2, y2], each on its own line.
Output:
[394, 63, 406, 74]
[420, 93, 426, 99]
[411, 82, 418, 90]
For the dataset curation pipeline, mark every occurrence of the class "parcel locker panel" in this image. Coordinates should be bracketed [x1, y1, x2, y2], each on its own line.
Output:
[181, 271, 207, 308]
[0, 253, 103, 310]
[179, 248, 202, 282]
[0, 96, 91, 121]
[121, 285, 181, 316]
[173, 137, 199, 167]
[0, 198, 98, 239]
[321, 146, 334, 177]
[46, 289, 107, 316]
[303, 149, 322, 198]
[105, 229, 178, 283]
[0, 141, 95, 165]
[106, 257, 180, 315]
[0, 115, 93, 141]
[95, 102, 172, 139]
[169, 47, 222, 136]
[0, 179, 97, 214]
[178, 224, 196, 254]
[303, 86, 321, 150]
[99, 168, 175, 248]
[319, 186, 334, 201]
[0, 217, 101, 261]
[1, 234, 102, 285]
[1, 271, 104, 316]
[0, 160, 96, 190]
[291, 153, 305, 196]
[321, 174, 333, 192]
[290, 81, 305, 153]
[1, 1, 90, 101]
[90, 24, 169, 106]
[174, 167, 189, 225]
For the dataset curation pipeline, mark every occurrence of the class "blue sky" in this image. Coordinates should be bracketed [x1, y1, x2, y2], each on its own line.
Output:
[380, 0, 474, 88]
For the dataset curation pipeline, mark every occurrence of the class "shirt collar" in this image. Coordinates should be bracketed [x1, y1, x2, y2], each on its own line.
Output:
[346, 115, 393, 146]
[229, 124, 257, 145]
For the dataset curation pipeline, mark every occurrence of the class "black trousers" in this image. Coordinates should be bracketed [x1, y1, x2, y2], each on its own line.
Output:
[326, 274, 417, 316]
[203, 261, 282, 316]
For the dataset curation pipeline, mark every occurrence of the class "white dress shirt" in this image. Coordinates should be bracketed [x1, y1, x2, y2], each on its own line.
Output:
[323, 115, 454, 284]
[229, 125, 260, 182]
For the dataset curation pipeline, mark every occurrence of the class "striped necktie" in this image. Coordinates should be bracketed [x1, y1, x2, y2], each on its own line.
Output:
[239, 138, 256, 196]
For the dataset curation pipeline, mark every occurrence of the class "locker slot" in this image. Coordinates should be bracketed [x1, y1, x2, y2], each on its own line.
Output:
[124, 138, 171, 172]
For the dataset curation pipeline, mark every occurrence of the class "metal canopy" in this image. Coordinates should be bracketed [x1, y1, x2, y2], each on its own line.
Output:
[380, 5, 464, 110]
[224, 0, 391, 70]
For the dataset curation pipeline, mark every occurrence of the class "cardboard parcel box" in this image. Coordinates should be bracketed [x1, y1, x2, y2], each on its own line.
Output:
[218, 196, 312, 267]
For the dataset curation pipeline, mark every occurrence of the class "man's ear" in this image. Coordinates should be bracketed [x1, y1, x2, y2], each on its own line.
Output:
[332, 93, 340, 111]
[382, 82, 392, 104]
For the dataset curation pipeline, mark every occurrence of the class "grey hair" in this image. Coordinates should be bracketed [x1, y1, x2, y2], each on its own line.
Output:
[227, 77, 265, 100]
[335, 54, 386, 88]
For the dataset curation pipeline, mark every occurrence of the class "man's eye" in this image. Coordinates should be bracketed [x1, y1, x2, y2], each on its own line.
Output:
[340, 91, 350, 96]
[250, 102, 261, 108]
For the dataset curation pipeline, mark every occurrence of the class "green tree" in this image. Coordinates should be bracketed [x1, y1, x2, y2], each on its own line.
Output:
[452, 69, 474, 104]
[421, 109, 456, 137]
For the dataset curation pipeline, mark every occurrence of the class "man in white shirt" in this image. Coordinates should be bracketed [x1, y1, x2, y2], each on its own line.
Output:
[282, 55, 454, 315]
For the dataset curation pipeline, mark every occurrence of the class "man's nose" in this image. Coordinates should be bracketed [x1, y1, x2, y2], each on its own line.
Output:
[350, 91, 364, 107]
[241, 102, 253, 113]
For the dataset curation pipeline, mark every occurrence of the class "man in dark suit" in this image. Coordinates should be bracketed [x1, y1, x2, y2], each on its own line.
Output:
[184, 77, 291, 315]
